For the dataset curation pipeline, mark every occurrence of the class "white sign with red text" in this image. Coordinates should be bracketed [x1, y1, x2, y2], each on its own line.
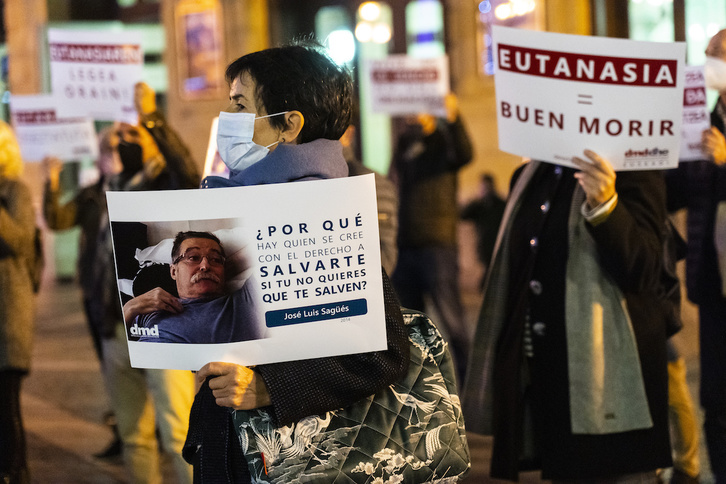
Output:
[48, 29, 143, 123]
[680, 65, 711, 161]
[9, 94, 98, 162]
[493, 26, 686, 171]
[368, 55, 449, 116]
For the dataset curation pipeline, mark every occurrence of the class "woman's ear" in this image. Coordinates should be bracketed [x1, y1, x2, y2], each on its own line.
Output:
[280, 111, 304, 144]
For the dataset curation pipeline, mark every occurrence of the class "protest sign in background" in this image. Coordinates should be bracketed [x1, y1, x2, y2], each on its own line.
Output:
[106, 175, 386, 370]
[10, 94, 98, 162]
[493, 25, 686, 171]
[679, 65, 710, 161]
[48, 29, 143, 123]
[368, 55, 449, 116]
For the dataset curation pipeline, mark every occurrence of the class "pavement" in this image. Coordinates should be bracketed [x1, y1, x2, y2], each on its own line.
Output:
[22, 277, 714, 483]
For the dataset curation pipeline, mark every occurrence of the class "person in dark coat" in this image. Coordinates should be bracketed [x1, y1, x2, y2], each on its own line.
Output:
[178, 43, 409, 483]
[461, 172, 506, 284]
[462, 151, 672, 481]
[665, 28, 726, 484]
[43, 129, 120, 361]
[390, 94, 473, 380]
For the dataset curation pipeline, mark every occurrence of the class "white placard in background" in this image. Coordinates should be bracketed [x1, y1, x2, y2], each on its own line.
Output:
[368, 55, 449, 116]
[48, 29, 143, 123]
[9, 94, 98, 162]
[679, 65, 711, 161]
[107, 175, 386, 371]
[493, 26, 686, 171]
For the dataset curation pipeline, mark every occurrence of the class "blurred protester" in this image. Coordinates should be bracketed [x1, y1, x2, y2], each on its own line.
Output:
[0, 120, 37, 484]
[461, 172, 506, 283]
[340, 123, 399, 275]
[665, 27, 726, 484]
[463, 152, 672, 481]
[389, 94, 473, 380]
[43, 134, 118, 363]
[42, 130, 124, 459]
[175, 43, 408, 482]
[95, 82, 200, 484]
[132, 82, 200, 191]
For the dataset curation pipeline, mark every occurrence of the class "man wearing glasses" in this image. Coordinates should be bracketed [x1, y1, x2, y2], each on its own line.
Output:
[128, 231, 265, 344]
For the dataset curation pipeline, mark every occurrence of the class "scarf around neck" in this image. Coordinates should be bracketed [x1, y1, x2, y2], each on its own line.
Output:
[564, 184, 652, 434]
[202, 138, 349, 188]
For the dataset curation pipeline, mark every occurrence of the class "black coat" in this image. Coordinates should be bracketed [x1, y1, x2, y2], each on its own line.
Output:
[466, 163, 672, 480]
[392, 117, 473, 249]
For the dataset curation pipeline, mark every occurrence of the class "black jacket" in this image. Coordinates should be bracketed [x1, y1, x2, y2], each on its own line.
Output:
[665, 105, 726, 304]
[392, 117, 473, 248]
[465, 163, 672, 480]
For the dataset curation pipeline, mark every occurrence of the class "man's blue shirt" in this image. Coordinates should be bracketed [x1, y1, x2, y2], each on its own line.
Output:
[137, 280, 264, 344]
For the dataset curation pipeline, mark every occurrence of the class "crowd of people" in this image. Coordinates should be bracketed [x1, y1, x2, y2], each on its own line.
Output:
[3, 28, 726, 484]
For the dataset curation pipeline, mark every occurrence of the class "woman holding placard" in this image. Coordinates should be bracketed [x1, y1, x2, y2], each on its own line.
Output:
[180, 43, 412, 483]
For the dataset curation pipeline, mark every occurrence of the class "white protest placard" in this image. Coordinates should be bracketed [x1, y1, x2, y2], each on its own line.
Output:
[9, 94, 98, 162]
[368, 55, 449, 116]
[680, 65, 711, 161]
[48, 29, 143, 123]
[493, 26, 686, 171]
[106, 175, 386, 370]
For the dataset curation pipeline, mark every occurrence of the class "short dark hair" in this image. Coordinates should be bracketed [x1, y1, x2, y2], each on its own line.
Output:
[225, 42, 354, 143]
[171, 231, 224, 261]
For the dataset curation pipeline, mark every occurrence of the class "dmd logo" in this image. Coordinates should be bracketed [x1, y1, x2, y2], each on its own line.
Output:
[622, 146, 671, 169]
[129, 323, 159, 338]
[624, 147, 669, 158]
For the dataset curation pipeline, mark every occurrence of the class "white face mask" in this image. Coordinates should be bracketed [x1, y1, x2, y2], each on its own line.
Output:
[216, 111, 288, 172]
[705, 56, 726, 93]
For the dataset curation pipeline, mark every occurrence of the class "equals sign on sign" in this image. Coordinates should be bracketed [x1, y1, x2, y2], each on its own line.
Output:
[577, 94, 593, 105]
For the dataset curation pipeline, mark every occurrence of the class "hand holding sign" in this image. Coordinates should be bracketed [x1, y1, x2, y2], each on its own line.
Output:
[702, 126, 726, 165]
[444, 93, 460, 123]
[134, 82, 157, 118]
[43, 156, 63, 192]
[196, 361, 271, 410]
[572, 150, 617, 208]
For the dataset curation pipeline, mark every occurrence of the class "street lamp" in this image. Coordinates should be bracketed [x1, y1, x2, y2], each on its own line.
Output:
[355, 2, 392, 44]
